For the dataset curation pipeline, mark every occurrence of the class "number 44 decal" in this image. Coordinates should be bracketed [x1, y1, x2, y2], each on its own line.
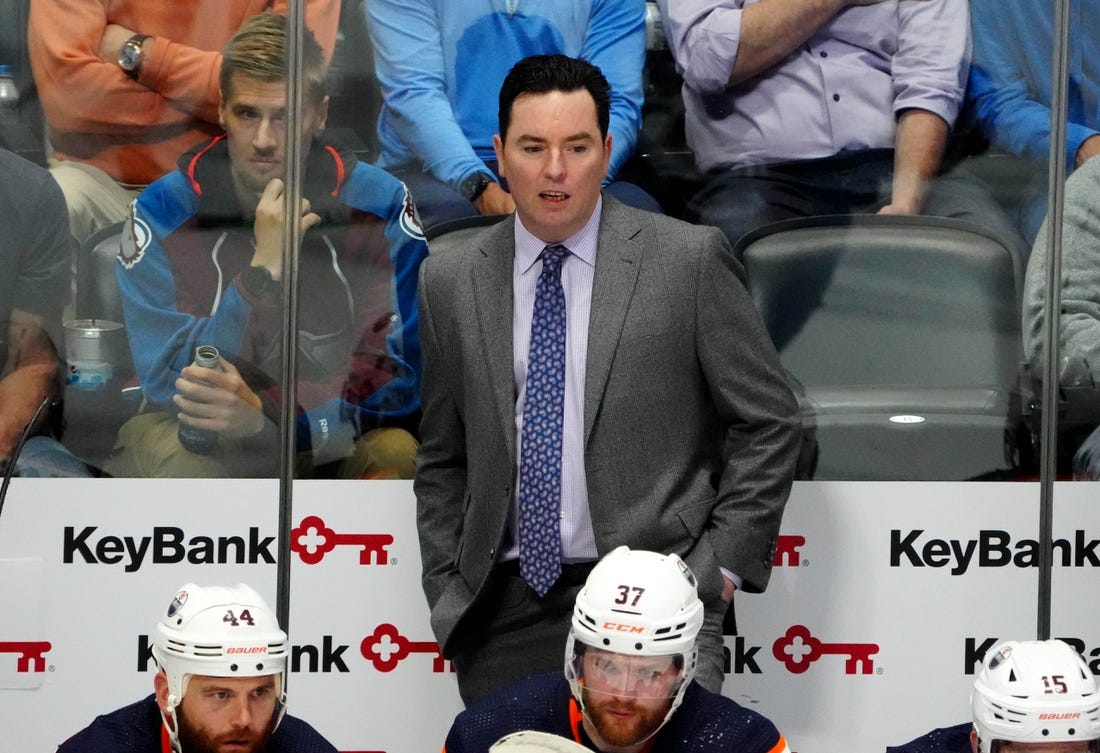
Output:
[1042, 674, 1068, 694]
[223, 609, 256, 627]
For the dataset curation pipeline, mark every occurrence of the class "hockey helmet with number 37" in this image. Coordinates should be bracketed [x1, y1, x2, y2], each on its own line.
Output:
[152, 583, 289, 752]
[971, 639, 1100, 753]
[565, 546, 704, 727]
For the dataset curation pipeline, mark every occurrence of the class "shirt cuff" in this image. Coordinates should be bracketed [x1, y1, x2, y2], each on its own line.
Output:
[719, 566, 742, 592]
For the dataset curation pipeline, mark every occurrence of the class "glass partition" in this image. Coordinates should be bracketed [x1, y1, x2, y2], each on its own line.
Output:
[0, 0, 1095, 752]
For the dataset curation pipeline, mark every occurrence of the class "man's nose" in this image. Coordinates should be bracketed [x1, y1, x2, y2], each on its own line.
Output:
[543, 148, 566, 180]
[254, 118, 278, 150]
[230, 696, 255, 728]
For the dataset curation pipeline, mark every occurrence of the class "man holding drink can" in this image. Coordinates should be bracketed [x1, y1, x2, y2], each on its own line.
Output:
[104, 13, 428, 479]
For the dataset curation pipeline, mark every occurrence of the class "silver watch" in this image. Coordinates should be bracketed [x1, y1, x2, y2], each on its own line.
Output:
[118, 34, 151, 78]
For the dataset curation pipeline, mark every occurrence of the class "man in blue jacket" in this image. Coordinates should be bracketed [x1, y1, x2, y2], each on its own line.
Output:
[105, 12, 428, 478]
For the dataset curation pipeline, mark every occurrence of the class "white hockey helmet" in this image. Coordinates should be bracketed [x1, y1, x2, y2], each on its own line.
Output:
[971, 639, 1100, 753]
[152, 583, 289, 752]
[565, 546, 704, 736]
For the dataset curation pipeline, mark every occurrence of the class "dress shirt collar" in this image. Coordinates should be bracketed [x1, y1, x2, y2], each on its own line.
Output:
[514, 195, 602, 275]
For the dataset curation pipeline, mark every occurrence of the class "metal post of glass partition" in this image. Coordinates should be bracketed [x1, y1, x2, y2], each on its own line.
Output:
[276, 0, 307, 647]
[1036, 0, 1072, 641]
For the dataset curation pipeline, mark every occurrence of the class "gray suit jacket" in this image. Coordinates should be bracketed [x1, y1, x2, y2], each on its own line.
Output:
[414, 196, 802, 653]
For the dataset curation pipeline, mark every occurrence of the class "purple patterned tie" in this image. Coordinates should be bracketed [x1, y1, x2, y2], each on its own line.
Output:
[519, 244, 569, 596]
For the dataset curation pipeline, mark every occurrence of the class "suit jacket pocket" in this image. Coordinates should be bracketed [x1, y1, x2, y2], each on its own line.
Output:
[676, 498, 723, 602]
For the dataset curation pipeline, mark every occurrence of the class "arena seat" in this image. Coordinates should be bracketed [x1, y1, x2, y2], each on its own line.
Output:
[66, 221, 139, 470]
[735, 214, 1027, 480]
[424, 214, 508, 256]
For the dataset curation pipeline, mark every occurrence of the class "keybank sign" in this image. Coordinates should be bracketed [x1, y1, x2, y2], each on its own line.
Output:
[63, 526, 277, 571]
[890, 529, 1100, 575]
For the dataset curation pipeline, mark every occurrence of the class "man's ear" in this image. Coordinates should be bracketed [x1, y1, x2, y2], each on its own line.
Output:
[493, 133, 506, 179]
[969, 727, 980, 753]
[154, 670, 170, 713]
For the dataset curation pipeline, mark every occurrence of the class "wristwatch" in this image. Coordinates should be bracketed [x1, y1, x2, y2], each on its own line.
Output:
[118, 34, 151, 79]
[242, 265, 280, 298]
[459, 172, 494, 203]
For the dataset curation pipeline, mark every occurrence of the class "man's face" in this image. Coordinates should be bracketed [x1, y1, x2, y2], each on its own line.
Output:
[970, 729, 1094, 753]
[219, 72, 328, 205]
[163, 674, 279, 753]
[493, 88, 611, 244]
[579, 650, 680, 751]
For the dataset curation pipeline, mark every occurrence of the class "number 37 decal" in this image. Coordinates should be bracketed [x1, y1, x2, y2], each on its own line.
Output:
[615, 585, 646, 607]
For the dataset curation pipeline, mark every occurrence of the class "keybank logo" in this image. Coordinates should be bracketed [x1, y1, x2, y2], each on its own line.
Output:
[136, 624, 452, 675]
[63, 526, 276, 571]
[0, 641, 52, 673]
[290, 515, 394, 565]
[724, 626, 879, 676]
[964, 638, 1100, 675]
[890, 529, 1100, 575]
[773, 535, 805, 567]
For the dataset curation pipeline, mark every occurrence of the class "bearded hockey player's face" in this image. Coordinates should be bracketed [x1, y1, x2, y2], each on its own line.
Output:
[219, 72, 328, 204]
[579, 650, 680, 749]
[174, 674, 278, 753]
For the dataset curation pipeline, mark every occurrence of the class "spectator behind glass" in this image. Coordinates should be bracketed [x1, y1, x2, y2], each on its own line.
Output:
[367, 0, 662, 229]
[27, 0, 338, 246]
[885, 639, 1100, 753]
[968, 0, 1100, 244]
[1023, 157, 1100, 480]
[657, 0, 1025, 263]
[0, 148, 91, 479]
[55, 582, 339, 753]
[103, 13, 428, 480]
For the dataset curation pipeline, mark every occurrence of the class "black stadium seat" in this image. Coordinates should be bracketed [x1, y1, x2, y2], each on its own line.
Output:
[736, 214, 1027, 480]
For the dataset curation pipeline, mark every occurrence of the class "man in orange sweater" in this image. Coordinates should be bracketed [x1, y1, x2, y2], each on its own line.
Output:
[27, 0, 338, 245]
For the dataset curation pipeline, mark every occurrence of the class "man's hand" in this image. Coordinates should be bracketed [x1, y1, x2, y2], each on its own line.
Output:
[474, 182, 516, 216]
[1075, 135, 1100, 169]
[97, 24, 138, 65]
[174, 358, 266, 440]
[251, 178, 323, 279]
[721, 575, 737, 603]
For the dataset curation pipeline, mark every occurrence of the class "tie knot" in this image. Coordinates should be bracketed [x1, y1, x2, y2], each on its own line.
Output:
[542, 244, 569, 271]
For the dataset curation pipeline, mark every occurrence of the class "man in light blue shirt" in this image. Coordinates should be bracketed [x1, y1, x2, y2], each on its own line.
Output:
[969, 0, 1100, 242]
[367, 0, 660, 229]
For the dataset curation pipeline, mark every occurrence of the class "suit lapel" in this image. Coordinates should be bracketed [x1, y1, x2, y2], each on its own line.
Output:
[472, 221, 518, 461]
[584, 198, 644, 444]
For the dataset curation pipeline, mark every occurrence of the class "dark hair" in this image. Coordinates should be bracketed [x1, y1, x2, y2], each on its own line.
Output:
[221, 12, 326, 105]
[498, 54, 611, 140]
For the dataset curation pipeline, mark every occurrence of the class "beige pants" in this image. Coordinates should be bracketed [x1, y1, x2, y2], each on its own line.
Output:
[103, 412, 418, 479]
[49, 159, 141, 244]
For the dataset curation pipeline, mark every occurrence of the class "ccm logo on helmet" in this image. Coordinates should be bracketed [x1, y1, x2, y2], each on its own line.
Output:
[1039, 713, 1081, 720]
[602, 622, 644, 634]
[226, 647, 269, 655]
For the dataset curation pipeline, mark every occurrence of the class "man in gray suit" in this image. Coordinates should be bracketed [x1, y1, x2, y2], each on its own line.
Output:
[414, 54, 802, 705]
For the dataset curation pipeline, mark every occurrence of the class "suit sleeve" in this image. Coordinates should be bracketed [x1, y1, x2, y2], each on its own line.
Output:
[694, 226, 802, 593]
[412, 256, 476, 646]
